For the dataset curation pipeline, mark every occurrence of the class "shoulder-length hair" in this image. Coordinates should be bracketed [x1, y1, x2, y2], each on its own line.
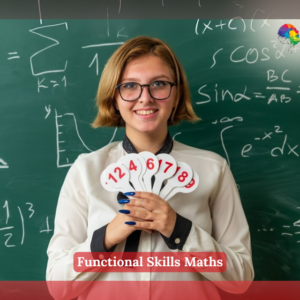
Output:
[91, 36, 200, 128]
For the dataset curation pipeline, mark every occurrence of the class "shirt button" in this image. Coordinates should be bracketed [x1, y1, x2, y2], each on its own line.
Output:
[175, 238, 181, 244]
[99, 254, 104, 259]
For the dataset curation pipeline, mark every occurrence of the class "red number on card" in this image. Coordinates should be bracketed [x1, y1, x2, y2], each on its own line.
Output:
[159, 160, 173, 173]
[164, 162, 173, 173]
[158, 159, 163, 168]
[129, 160, 137, 171]
[147, 158, 154, 170]
[108, 173, 117, 183]
[178, 171, 188, 182]
[114, 167, 125, 179]
[175, 166, 181, 174]
[185, 179, 195, 188]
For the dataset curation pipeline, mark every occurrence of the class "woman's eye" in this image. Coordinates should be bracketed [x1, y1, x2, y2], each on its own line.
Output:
[123, 83, 137, 89]
[152, 81, 167, 87]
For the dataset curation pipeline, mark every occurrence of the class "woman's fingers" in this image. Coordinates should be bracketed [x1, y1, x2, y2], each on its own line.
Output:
[121, 203, 157, 220]
[120, 191, 176, 236]
[124, 220, 155, 231]
[120, 207, 154, 221]
[125, 191, 162, 211]
[123, 216, 153, 234]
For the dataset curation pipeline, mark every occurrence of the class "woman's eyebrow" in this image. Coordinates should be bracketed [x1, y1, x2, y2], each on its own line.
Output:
[121, 75, 172, 82]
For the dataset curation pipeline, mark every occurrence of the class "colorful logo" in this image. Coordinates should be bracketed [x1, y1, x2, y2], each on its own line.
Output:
[278, 24, 300, 47]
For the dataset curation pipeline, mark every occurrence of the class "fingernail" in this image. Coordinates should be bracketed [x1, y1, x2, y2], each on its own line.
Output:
[119, 209, 130, 214]
[123, 192, 135, 196]
[125, 221, 136, 225]
[118, 199, 130, 204]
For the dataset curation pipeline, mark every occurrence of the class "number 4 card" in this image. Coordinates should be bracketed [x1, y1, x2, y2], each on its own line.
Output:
[118, 154, 145, 191]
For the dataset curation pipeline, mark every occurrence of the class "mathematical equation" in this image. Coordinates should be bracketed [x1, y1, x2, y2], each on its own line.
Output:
[0, 200, 52, 248]
[6, 21, 126, 94]
[196, 15, 279, 35]
[197, 69, 300, 105]
[242, 125, 299, 158]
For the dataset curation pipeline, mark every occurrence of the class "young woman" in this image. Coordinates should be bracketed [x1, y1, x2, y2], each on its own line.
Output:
[46, 36, 254, 299]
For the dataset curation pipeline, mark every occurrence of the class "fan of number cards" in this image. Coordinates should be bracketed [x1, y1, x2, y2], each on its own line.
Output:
[100, 152, 199, 200]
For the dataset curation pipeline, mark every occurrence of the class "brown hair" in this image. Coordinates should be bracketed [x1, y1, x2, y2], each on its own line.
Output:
[91, 36, 200, 128]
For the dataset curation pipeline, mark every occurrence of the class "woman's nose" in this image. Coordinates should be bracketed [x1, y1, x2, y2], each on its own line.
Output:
[138, 86, 154, 103]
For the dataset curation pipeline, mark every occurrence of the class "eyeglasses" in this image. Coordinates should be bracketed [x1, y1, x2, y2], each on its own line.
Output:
[115, 81, 177, 102]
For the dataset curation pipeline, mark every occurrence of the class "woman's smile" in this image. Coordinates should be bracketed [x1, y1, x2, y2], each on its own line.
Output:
[133, 108, 159, 118]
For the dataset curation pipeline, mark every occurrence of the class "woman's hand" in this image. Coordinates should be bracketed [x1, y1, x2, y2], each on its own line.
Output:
[104, 200, 153, 251]
[124, 191, 177, 238]
[104, 191, 177, 251]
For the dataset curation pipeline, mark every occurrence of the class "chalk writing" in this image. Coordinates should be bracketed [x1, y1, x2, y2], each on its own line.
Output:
[0, 200, 51, 248]
[55, 110, 93, 168]
[0, 158, 9, 169]
[29, 23, 68, 76]
[242, 126, 299, 158]
[7, 52, 20, 60]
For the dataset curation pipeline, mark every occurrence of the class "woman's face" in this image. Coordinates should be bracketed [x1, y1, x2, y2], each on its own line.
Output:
[115, 55, 177, 136]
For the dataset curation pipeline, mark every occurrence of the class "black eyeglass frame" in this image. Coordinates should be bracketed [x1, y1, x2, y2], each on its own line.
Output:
[115, 81, 177, 102]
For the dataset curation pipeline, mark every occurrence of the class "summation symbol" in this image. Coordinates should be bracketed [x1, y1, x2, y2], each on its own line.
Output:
[55, 110, 93, 168]
[29, 22, 68, 76]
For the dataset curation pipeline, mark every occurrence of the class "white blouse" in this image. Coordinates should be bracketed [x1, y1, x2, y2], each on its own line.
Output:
[46, 140, 254, 299]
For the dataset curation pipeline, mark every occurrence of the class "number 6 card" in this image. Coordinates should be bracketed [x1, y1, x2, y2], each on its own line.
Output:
[139, 151, 159, 192]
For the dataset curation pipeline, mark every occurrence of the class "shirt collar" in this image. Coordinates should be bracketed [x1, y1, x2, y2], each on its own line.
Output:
[122, 131, 173, 155]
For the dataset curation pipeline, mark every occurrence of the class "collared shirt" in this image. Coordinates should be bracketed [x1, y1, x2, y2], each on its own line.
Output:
[46, 139, 254, 300]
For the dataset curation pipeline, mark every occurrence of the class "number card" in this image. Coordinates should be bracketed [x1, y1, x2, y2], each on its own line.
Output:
[159, 161, 193, 199]
[139, 151, 159, 192]
[165, 171, 199, 201]
[152, 154, 177, 195]
[100, 170, 118, 192]
[100, 154, 197, 200]
[135, 154, 147, 191]
[103, 163, 133, 192]
[118, 154, 145, 191]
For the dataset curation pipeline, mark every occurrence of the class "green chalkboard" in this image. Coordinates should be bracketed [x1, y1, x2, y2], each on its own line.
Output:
[0, 19, 300, 283]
